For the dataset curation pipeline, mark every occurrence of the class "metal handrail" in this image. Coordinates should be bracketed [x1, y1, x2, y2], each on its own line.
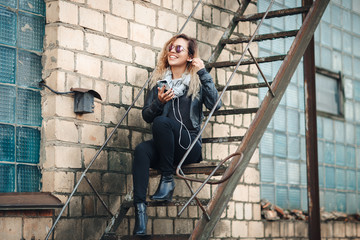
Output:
[176, 0, 276, 216]
[45, 1, 203, 239]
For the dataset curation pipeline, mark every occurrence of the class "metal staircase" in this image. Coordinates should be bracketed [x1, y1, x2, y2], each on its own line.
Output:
[46, 0, 329, 239]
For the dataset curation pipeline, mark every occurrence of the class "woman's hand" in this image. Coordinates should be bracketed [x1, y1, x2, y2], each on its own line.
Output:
[157, 85, 174, 104]
[191, 58, 205, 72]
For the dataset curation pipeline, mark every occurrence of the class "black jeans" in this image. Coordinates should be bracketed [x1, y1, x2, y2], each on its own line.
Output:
[132, 116, 202, 204]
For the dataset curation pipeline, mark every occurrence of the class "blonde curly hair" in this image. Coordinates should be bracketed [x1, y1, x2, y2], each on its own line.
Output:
[150, 34, 201, 99]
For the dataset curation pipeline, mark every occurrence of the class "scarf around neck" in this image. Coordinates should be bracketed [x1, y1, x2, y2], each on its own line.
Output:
[157, 69, 191, 98]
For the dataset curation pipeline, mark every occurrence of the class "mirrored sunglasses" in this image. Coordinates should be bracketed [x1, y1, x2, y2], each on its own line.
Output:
[168, 44, 187, 53]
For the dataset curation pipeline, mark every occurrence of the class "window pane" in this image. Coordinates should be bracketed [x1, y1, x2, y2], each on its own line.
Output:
[0, 6, 16, 46]
[0, 164, 15, 192]
[316, 73, 339, 115]
[19, 0, 45, 16]
[16, 165, 40, 192]
[16, 88, 42, 126]
[17, 12, 44, 52]
[0, 85, 16, 123]
[0, 46, 16, 84]
[0, 124, 15, 162]
[16, 127, 40, 164]
[17, 50, 42, 89]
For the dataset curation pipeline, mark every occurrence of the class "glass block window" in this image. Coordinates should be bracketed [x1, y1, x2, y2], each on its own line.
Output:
[259, 0, 360, 214]
[0, 1, 44, 192]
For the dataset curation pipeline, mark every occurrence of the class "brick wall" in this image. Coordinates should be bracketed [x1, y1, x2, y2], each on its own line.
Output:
[0, 0, 350, 239]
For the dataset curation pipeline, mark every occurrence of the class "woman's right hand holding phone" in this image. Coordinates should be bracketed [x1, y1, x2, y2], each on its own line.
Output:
[158, 85, 174, 104]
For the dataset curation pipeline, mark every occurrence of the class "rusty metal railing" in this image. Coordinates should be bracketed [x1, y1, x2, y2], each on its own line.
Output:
[176, 0, 276, 217]
[45, 1, 204, 239]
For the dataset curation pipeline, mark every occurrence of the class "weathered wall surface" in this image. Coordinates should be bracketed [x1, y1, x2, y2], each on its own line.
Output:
[0, 0, 356, 239]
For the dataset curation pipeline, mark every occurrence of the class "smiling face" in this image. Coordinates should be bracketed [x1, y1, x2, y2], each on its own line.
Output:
[167, 38, 192, 68]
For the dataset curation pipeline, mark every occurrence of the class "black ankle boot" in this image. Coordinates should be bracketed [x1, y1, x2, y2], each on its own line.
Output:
[133, 203, 147, 235]
[150, 175, 175, 201]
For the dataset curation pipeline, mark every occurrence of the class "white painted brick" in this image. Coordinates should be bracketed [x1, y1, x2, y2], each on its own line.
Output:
[44, 119, 78, 143]
[183, 0, 192, 16]
[162, 0, 172, 9]
[212, 8, 221, 26]
[203, 5, 212, 22]
[44, 49, 75, 71]
[88, 0, 110, 12]
[51, 146, 82, 168]
[108, 83, 121, 104]
[244, 167, 259, 184]
[112, 0, 134, 19]
[213, 123, 230, 138]
[102, 61, 126, 83]
[81, 124, 106, 145]
[253, 203, 261, 220]
[54, 171, 75, 193]
[46, 1, 78, 25]
[214, 220, 231, 238]
[66, 73, 80, 90]
[85, 33, 109, 56]
[153, 29, 173, 48]
[127, 66, 148, 87]
[211, 143, 229, 160]
[23, 218, 52, 240]
[178, 18, 197, 38]
[0, 218, 22, 240]
[121, 85, 133, 105]
[233, 184, 248, 202]
[128, 108, 148, 129]
[94, 80, 107, 102]
[134, 46, 155, 68]
[58, 26, 84, 50]
[334, 222, 346, 237]
[110, 39, 133, 62]
[83, 148, 107, 170]
[135, 4, 156, 27]
[105, 14, 128, 38]
[130, 22, 151, 45]
[173, 0, 182, 13]
[198, 25, 223, 45]
[248, 185, 260, 202]
[104, 105, 124, 124]
[220, 12, 230, 28]
[248, 221, 264, 238]
[76, 54, 101, 78]
[244, 203, 252, 220]
[193, 2, 203, 20]
[158, 11, 177, 32]
[79, 7, 103, 32]
[232, 221, 248, 238]
[235, 202, 244, 220]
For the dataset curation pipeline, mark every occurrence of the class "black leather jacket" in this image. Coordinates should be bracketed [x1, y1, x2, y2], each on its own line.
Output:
[142, 68, 221, 129]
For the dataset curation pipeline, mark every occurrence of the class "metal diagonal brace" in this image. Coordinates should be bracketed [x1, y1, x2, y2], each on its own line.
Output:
[247, 48, 275, 97]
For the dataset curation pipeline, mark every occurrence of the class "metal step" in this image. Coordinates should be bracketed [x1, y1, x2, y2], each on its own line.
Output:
[204, 108, 258, 116]
[217, 81, 272, 91]
[149, 162, 226, 176]
[205, 54, 286, 69]
[234, 6, 310, 22]
[203, 136, 243, 143]
[221, 30, 298, 44]
[102, 234, 191, 240]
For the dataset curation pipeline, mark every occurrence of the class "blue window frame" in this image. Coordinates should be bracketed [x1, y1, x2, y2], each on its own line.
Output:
[0, 0, 44, 192]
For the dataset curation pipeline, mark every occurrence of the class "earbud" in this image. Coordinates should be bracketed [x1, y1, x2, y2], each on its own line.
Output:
[188, 59, 193, 62]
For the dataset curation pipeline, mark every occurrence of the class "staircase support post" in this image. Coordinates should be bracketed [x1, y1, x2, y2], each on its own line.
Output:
[190, 0, 329, 239]
[303, 0, 321, 239]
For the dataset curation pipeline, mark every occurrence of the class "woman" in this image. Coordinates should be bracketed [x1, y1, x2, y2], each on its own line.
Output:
[132, 34, 221, 235]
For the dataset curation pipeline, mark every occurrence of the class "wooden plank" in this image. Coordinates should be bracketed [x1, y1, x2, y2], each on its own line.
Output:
[191, 1, 329, 239]
[0, 192, 63, 209]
